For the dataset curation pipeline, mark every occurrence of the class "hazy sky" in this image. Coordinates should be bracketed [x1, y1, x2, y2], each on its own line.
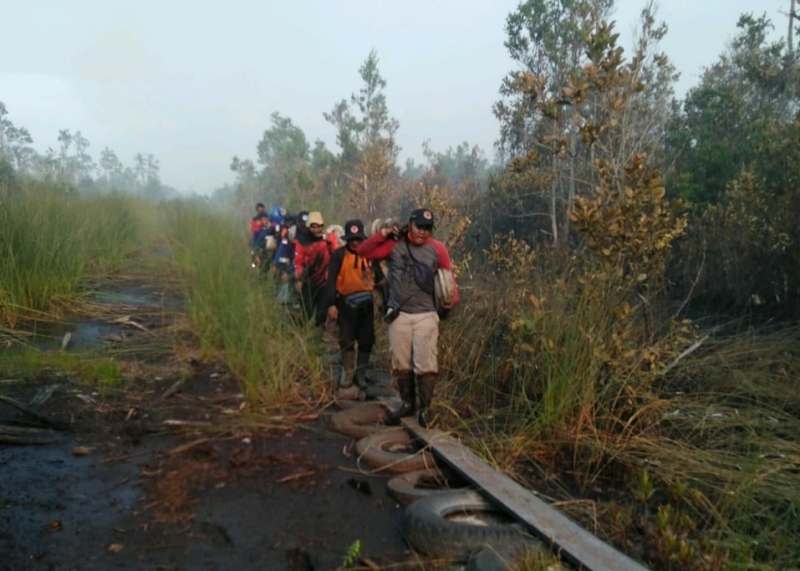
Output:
[0, 0, 789, 195]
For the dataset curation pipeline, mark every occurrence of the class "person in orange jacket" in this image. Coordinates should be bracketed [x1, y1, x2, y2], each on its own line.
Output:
[324, 220, 383, 397]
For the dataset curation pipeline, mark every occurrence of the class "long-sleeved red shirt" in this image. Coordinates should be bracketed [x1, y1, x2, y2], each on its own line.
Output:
[357, 232, 459, 313]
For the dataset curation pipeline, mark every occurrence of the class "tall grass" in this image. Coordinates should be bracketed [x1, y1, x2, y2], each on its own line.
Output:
[0, 179, 154, 326]
[164, 202, 324, 402]
[438, 263, 800, 569]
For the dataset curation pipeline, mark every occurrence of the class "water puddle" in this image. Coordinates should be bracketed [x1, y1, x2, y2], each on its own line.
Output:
[4, 285, 178, 352]
[89, 285, 180, 310]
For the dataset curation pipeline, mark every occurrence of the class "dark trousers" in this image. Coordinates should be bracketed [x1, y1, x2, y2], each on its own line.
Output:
[300, 282, 327, 327]
[337, 298, 375, 353]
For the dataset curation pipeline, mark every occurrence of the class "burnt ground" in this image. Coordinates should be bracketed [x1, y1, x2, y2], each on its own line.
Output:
[0, 371, 421, 571]
[0, 279, 431, 571]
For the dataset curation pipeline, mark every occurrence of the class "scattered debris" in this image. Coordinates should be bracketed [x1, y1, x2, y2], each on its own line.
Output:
[159, 380, 184, 400]
[0, 395, 67, 430]
[74, 393, 97, 404]
[46, 520, 63, 531]
[60, 332, 72, 351]
[162, 419, 213, 428]
[276, 470, 315, 484]
[109, 315, 151, 333]
[166, 438, 210, 456]
[0, 425, 50, 437]
[107, 543, 124, 553]
[347, 478, 372, 495]
[0, 434, 54, 445]
[29, 384, 60, 407]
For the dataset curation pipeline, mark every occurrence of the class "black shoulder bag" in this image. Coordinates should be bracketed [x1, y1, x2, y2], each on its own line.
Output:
[405, 241, 436, 295]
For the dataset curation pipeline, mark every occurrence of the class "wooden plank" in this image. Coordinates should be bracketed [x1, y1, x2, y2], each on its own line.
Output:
[402, 418, 650, 571]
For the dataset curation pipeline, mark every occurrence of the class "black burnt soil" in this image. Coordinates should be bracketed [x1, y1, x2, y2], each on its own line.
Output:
[0, 373, 423, 571]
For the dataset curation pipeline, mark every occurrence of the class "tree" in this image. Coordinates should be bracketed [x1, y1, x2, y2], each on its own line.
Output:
[325, 50, 401, 218]
[494, 0, 614, 245]
[0, 102, 36, 173]
[667, 13, 799, 205]
[256, 112, 312, 209]
[493, 0, 677, 246]
[422, 141, 489, 188]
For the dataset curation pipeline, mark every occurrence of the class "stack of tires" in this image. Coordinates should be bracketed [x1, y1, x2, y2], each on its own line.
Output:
[328, 403, 555, 569]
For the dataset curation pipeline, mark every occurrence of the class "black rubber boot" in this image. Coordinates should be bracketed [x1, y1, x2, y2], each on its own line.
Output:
[354, 350, 371, 389]
[340, 350, 356, 388]
[416, 373, 437, 428]
[386, 369, 415, 425]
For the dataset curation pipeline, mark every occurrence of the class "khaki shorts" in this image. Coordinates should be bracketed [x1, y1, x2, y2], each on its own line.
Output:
[388, 311, 439, 374]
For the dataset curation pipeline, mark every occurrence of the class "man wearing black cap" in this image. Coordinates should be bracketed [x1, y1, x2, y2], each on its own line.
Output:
[325, 220, 380, 398]
[357, 208, 459, 427]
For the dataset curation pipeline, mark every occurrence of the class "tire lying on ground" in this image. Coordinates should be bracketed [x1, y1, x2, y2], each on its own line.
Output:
[363, 385, 400, 400]
[387, 467, 473, 506]
[466, 541, 552, 571]
[355, 428, 435, 473]
[334, 398, 362, 411]
[403, 489, 529, 561]
[329, 403, 387, 438]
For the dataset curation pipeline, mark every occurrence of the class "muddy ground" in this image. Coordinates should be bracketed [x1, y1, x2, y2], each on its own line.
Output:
[0, 282, 429, 571]
[0, 370, 423, 571]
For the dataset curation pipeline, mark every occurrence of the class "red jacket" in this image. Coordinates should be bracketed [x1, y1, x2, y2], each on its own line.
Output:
[358, 232, 459, 310]
[294, 235, 334, 287]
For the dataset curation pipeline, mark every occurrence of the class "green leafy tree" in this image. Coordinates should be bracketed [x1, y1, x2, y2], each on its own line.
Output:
[255, 112, 312, 209]
[325, 50, 400, 218]
[667, 13, 799, 205]
[0, 102, 36, 173]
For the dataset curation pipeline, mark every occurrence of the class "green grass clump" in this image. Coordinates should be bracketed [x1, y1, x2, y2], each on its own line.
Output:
[0, 348, 122, 386]
[164, 202, 323, 402]
[0, 179, 155, 326]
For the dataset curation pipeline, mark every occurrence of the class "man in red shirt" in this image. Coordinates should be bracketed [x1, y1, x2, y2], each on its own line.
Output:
[293, 211, 334, 327]
[357, 208, 459, 427]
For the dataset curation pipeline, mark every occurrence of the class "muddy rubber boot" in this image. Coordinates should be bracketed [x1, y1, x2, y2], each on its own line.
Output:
[416, 373, 437, 428]
[340, 350, 356, 388]
[335, 351, 359, 399]
[386, 370, 414, 425]
[354, 351, 371, 389]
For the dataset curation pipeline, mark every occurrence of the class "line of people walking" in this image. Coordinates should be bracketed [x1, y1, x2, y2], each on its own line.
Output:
[248, 203, 459, 427]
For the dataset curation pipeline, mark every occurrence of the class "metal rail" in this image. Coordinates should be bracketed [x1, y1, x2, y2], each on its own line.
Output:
[402, 417, 651, 571]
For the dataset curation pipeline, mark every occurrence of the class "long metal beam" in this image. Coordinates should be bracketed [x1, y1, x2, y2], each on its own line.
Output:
[402, 418, 651, 571]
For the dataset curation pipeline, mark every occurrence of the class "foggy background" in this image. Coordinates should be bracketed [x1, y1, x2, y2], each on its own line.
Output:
[0, 0, 786, 194]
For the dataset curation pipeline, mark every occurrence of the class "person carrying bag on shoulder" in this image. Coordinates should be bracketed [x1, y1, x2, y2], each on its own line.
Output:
[325, 220, 380, 398]
[357, 208, 459, 427]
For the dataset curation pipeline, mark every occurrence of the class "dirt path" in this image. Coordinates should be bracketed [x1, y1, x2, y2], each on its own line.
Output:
[1, 278, 425, 571]
[0, 372, 417, 571]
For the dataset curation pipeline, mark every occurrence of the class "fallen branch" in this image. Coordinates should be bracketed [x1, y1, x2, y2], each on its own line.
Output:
[109, 315, 151, 333]
[162, 419, 213, 428]
[165, 438, 211, 456]
[0, 424, 51, 436]
[159, 380, 184, 400]
[662, 335, 710, 375]
[276, 470, 315, 484]
[0, 434, 55, 445]
[0, 395, 67, 430]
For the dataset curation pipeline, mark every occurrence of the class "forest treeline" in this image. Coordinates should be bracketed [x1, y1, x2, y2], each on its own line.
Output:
[2, 1, 799, 316]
